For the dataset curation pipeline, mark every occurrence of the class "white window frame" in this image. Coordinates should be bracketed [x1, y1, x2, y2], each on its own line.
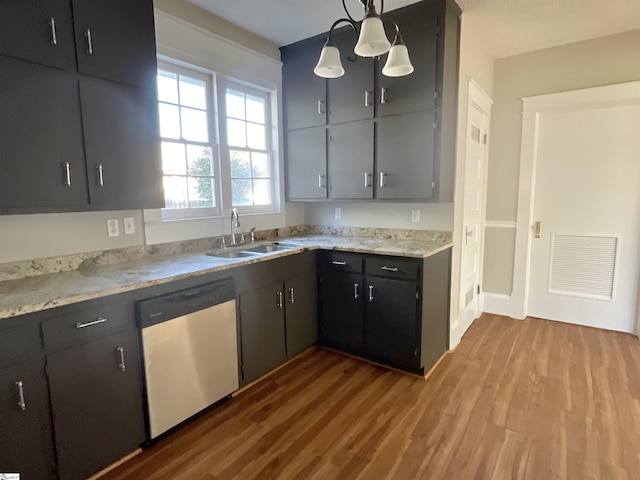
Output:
[220, 80, 276, 214]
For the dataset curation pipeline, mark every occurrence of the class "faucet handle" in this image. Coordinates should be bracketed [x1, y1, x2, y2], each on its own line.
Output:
[220, 236, 226, 249]
[250, 227, 256, 243]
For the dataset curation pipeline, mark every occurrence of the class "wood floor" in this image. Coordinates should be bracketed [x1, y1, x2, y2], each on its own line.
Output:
[103, 314, 640, 480]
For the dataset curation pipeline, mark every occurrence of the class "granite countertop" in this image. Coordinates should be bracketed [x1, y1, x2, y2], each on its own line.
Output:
[0, 234, 452, 321]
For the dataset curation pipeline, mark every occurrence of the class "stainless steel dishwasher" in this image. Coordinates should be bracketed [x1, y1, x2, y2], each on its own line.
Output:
[137, 278, 239, 439]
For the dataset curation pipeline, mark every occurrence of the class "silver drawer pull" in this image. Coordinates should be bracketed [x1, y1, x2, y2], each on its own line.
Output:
[368, 285, 374, 302]
[332, 261, 347, 266]
[49, 17, 58, 45]
[85, 28, 93, 55]
[288, 287, 295, 304]
[380, 266, 399, 272]
[75, 317, 108, 329]
[97, 163, 104, 187]
[353, 283, 359, 300]
[276, 291, 284, 309]
[62, 162, 71, 187]
[117, 347, 126, 372]
[16, 381, 26, 411]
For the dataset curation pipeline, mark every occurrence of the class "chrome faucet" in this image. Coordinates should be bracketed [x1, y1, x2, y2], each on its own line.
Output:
[230, 208, 243, 246]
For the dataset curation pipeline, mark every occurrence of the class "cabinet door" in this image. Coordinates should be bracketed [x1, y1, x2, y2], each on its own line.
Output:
[327, 29, 375, 124]
[284, 274, 318, 358]
[47, 330, 146, 480]
[239, 283, 287, 384]
[0, 0, 76, 71]
[0, 360, 55, 480]
[376, 110, 435, 200]
[0, 57, 87, 211]
[286, 126, 327, 200]
[365, 277, 419, 372]
[79, 78, 164, 209]
[319, 271, 364, 356]
[72, 0, 157, 88]
[282, 38, 327, 129]
[377, 15, 437, 117]
[328, 120, 374, 199]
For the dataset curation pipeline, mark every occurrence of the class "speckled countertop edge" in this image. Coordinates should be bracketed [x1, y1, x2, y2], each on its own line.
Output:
[0, 233, 453, 321]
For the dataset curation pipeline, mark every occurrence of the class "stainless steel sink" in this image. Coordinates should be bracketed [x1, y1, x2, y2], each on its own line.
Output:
[206, 250, 261, 259]
[243, 243, 294, 253]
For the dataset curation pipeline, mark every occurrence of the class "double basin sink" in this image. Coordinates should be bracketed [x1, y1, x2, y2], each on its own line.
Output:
[206, 242, 301, 259]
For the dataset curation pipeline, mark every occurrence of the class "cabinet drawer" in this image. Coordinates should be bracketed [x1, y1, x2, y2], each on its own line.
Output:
[42, 301, 130, 349]
[365, 256, 420, 280]
[319, 251, 363, 273]
[0, 322, 42, 365]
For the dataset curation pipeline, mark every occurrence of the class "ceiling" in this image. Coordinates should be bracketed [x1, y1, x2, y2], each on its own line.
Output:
[185, 0, 640, 58]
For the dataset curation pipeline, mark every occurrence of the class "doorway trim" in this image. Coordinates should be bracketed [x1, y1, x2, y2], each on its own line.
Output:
[511, 81, 640, 319]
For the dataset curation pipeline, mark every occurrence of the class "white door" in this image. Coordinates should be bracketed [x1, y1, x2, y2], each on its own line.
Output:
[458, 101, 488, 332]
[527, 97, 640, 332]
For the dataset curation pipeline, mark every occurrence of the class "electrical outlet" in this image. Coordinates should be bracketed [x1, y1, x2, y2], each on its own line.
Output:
[123, 217, 135, 235]
[411, 209, 421, 223]
[335, 207, 342, 219]
[107, 219, 120, 237]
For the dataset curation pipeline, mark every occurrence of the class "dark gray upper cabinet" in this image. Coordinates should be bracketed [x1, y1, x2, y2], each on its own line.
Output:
[281, 37, 327, 130]
[328, 120, 374, 199]
[47, 329, 146, 480]
[80, 78, 164, 209]
[376, 110, 435, 200]
[286, 126, 328, 200]
[71, 0, 157, 88]
[0, 57, 87, 211]
[377, 13, 438, 117]
[327, 28, 375, 125]
[0, 0, 76, 71]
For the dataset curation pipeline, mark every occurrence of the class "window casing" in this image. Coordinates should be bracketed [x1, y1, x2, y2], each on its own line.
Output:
[156, 62, 277, 220]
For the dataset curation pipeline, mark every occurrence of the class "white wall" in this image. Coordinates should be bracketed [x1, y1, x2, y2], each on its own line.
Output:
[483, 30, 640, 297]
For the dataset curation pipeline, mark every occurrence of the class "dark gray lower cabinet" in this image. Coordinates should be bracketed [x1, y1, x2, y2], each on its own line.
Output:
[284, 274, 318, 358]
[0, 359, 55, 480]
[47, 329, 145, 480]
[239, 282, 287, 384]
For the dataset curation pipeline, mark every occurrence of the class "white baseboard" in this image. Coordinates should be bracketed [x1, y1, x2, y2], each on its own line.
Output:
[481, 293, 522, 319]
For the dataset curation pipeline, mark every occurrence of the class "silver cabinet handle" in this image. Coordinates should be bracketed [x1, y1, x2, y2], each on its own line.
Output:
[62, 162, 71, 187]
[276, 291, 284, 309]
[364, 172, 371, 188]
[117, 347, 126, 372]
[318, 174, 326, 189]
[380, 266, 399, 272]
[380, 87, 388, 104]
[75, 317, 108, 329]
[318, 100, 325, 115]
[16, 381, 26, 411]
[368, 285, 374, 302]
[365, 90, 372, 107]
[379, 172, 387, 188]
[97, 163, 104, 187]
[332, 260, 346, 266]
[354, 283, 359, 299]
[85, 28, 93, 55]
[288, 287, 295, 304]
[49, 17, 58, 45]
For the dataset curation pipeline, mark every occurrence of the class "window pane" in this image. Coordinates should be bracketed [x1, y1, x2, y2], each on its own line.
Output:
[159, 103, 181, 139]
[181, 107, 208, 142]
[232, 179, 252, 206]
[188, 176, 215, 208]
[187, 145, 212, 177]
[163, 176, 188, 209]
[157, 71, 178, 104]
[230, 150, 251, 178]
[252, 179, 271, 205]
[179, 76, 207, 109]
[246, 95, 265, 124]
[227, 119, 247, 147]
[226, 90, 245, 120]
[247, 123, 266, 150]
[161, 142, 186, 174]
[251, 152, 270, 178]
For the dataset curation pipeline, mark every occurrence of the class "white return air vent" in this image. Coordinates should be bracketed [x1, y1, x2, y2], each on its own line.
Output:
[549, 235, 618, 299]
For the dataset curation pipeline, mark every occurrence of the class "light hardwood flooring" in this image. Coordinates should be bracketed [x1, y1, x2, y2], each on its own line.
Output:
[103, 314, 640, 480]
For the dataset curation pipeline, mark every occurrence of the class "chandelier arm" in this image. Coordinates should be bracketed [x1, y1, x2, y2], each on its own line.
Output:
[342, 0, 359, 23]
[382, 17, 400, 42]
[328, 18, 360, 63]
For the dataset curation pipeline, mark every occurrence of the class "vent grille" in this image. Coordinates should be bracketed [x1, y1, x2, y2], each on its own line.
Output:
[549, 235, 617, 299]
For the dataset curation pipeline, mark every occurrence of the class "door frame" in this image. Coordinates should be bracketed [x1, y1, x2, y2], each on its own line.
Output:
[451, 78, 492, 348]
[511, 81, 640, 319]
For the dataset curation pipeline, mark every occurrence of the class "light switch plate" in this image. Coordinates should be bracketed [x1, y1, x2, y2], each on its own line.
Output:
[107, 219, 120, 237]
[123, 217, 135, 235]
[335, 207, 342, 219]
[411, 209, 421, 223]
